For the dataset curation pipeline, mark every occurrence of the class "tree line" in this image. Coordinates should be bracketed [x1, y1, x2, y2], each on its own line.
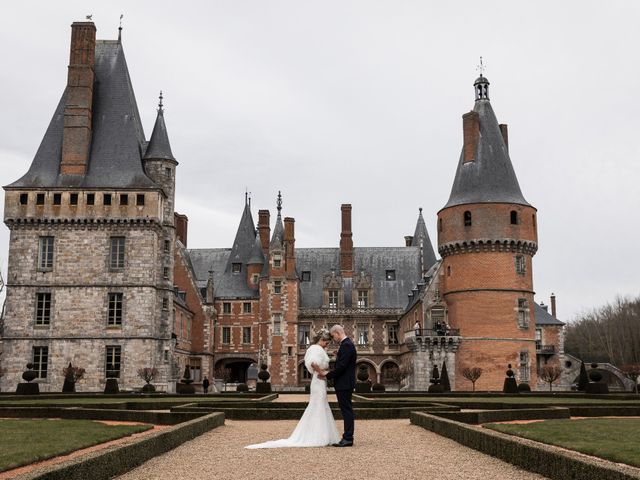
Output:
[564, 295, 640, 367]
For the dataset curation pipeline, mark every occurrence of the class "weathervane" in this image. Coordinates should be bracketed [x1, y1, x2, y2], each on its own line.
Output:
[477, 56, 486, 77]
[86, 14, 93, 21]
[245, 188, 252, 207]
[158, 90, 164, 110]
[276, 191, 282, 214]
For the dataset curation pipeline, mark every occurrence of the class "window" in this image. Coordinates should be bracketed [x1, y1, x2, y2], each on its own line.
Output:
[535, 328, 542, 350]
[38, 236, 54, 270]
[510, 210, 518, 225]
[357, 290, 369, 308]
[274, 280, 282, 294]
[223, 302, 231, 314]
[532, 214, 536, 228]
[517, 298, 529, 328]
[108, 293, 123, 326]
[431, 307, 445, 327]
[87, 193, 95, 205]
[273, 314, 282, 335]
[300, 362, 313, 380]
[103, 193, 112, 206]
[53, 193, 61, 205]
[301, 271, 311, 282]
[136, 194, 145, 206]
[36, 193, 45, 205]
[232, 263, 242, 274]
[243, 326, 252, 344]
[385, 270, 396, 281]
[222, 326, 231, 344]
[70, 193, 78, 205]
[163, 267, 169, 279]
[162, 298, 169, 310]
[105, 346, 121, 378]
[110, 237, 125, 269]
[388, 324, 399, 345]
[298, 324, 311, 346]
[438, 218, 443, 232]
[164, 240, 170, 253]
[252, 274, 259, 285]
[288, 346, 293, 356]
[515, 255, 526, 275]
[33, 346, 49, 379]
[447, 266, 451, 277]
[35, 293, 52, 325]
[19, 193, 28, 205]
[328, 290, 338, 309]
[464, 210, 472, 226]
[357, 324, 369, 346]
[120, 194, 129, 206]
[165, 167, 172, 177]
[189, 358, 202, 382]
[243, 302, 252, 314]
[519, 351, 530, 382]
[273, 255, 282, 268]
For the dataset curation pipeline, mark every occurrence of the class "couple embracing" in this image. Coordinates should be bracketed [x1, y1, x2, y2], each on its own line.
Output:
[246, 324, 356, 449]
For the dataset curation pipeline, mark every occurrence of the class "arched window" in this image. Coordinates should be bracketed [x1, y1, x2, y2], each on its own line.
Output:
[438, 218, 443, 232]
[463, 211, 472, 227]
[447, 266, 451, 277]
[510, 210, 518, 225]
[532, 214, 536, 228]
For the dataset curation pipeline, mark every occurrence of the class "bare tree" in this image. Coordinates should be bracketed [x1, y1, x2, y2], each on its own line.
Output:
[539, 364, 563, 391]
[388, 362, 413, 391]
[620, 364, 640, 395]
[461, 367, 482, 392]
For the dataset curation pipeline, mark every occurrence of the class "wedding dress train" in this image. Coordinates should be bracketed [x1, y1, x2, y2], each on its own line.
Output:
[245, 344, 341, 448]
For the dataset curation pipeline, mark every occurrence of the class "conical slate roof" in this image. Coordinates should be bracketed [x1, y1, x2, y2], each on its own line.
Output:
[270, 213, 284, 249]
[411, 208, 437, 271]
[247, 231, 265, 265]
[6, 40, 156, 189]
[225, 202, 256, 273]
[143, 102, 175, 161]
[442, 76, 530, 209]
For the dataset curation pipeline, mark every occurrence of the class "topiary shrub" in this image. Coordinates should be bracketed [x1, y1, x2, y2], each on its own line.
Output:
[517, 382, 531, 392]
[237, 383, 249, 392]
[372, 383, 386, 393]
[503, 364, 519, 394]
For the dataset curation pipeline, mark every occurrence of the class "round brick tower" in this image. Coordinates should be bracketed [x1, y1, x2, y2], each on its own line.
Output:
[438, 74, 538, 391]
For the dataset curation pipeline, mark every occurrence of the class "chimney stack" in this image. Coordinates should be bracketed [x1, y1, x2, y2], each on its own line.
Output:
[462, 111, 480, 163]
[61, 21, 96, 175]
[284, 217, 296, 277]
[550, 293, 557, 318]
[174, 213, 188, 247]
[499, 124, 509, 151]
[404, 236, 413, 247]
[258, 210, 271, 253]
[340, 204, 354, 277]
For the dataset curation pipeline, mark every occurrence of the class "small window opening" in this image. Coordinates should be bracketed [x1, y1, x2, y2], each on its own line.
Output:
[301, 271, 311, 282]
[136, 194, 145, 206]
[120, 194, 129, 206]
[103, 194, 112, 206]
[463, 211, 472, 227]
[87, 193, 95, 205]
[70, 193, 79, 205]
[385, 270, 396, 281]
[232, 263, 242, 274]
[438, 218, 443, 232]
[36, 193, 45, 205]
[19, 193, 28, 205]
[510, 210, 518, 225]
[53, 193, 62, 205]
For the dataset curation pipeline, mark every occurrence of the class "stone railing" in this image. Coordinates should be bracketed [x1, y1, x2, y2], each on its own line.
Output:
[299, 307, 404, 317]
[404, 330, 462, 352]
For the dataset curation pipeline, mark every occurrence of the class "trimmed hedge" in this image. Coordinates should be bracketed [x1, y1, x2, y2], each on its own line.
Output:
[11, 413, 224, 480]
[411, 412, 640, 480]
[432, 407, 570, 425]
[0, 407, 205, 425]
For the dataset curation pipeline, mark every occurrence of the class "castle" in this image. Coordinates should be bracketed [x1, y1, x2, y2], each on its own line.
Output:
[0, 20, 565, 393]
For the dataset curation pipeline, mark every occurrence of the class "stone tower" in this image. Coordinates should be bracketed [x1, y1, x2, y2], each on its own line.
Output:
[1, 21, 176, 392]
[437, 74, 538, 390]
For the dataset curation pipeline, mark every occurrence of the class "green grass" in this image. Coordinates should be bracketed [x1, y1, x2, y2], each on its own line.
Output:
[0, 418, 152, 472]
[485, 418, 640, 467]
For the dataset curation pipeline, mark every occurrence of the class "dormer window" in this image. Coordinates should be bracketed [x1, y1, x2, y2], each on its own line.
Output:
[232, 263, 242, 274]
[385, 270, 396, 281]
[328, 290, 338, 310]
[510, 210, 518, 225]
[273, 255, 282, 268]
[301, 271, 311, 282]
[357, 290, 369, 308]
[463, 211, 472, 227]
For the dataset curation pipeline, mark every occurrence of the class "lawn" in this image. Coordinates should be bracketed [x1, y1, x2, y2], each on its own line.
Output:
[485, 418, 640, 468]
[0, 418, 152, 472]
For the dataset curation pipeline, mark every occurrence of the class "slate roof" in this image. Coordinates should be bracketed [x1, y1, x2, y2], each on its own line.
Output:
[535, 302, 565, 326]
[270, 213, 284, 249]
[6, 40, 157, 190]
[144, 105, 175, 161]
[411, 209, 437, 272]
[442, 76, 530, 209]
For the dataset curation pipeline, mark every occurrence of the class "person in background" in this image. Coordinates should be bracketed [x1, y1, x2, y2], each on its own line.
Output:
[414, 319, 421, 337]
[202, 376, 210, 394]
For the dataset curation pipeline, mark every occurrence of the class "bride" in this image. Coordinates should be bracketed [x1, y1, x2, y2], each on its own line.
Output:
[245, 329, 341, 448]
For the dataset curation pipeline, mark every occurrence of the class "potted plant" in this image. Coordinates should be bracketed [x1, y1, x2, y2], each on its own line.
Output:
[177, 365, 196, 394]
[137, 367, 159, 393]
[256, 364, 271, 394]
[355, 364, 372, 393]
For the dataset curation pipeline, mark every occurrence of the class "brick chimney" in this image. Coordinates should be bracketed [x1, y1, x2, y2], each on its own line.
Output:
[499, 124, 509, 151]
[61, 21, 96, 175]
[174, 213, 188, 247]
[462, 111, 480, 163]
[550, 293, 557, 318]
[340, 204, 353, 278]
[284, 217, 296, 277]
[258, 210, 271, 253]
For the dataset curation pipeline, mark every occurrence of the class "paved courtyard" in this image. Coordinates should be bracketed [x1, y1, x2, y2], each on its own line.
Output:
[117, 419, 547, 480]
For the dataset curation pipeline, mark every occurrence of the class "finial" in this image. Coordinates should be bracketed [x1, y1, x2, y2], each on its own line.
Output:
[118, 14, 123, 42]
[86, 14, 93, 21]
[158, 91, 164, 111]
[476, 56, 485, 77]
[419, 207, 423, 215]
[245, 188, 251, 207]
[276, 191, 282, 214]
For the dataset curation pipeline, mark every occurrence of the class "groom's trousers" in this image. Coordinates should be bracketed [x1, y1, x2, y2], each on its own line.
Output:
[335, 389, 354, 441]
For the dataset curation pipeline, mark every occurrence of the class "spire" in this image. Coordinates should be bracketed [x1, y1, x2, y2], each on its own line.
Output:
[474, 56, 489, 101]
[442, 72, 529, 209]
[248, 224, 265, 265]
[143, 91, 175, 161]
[411, 207, 437, 273]
[225, 199, 257, 272]
[270, 191, 284, 248]
[118, 14, 123, 43]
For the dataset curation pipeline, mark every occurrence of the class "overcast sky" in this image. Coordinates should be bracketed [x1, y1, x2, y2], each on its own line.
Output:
[1, 1, 639, 321]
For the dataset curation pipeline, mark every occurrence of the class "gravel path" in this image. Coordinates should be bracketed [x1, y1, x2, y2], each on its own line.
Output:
[117, 420, 547, 480]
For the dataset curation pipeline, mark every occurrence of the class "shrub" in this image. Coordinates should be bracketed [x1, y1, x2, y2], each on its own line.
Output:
[236, 383, 249, 392]
[461, 367, 482, 392]
[517, 382, 531, 392]
[372, 383, 386, 393]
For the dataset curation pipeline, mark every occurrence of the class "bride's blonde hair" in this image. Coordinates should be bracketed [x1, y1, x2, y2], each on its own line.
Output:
[312, 328, 331, 344]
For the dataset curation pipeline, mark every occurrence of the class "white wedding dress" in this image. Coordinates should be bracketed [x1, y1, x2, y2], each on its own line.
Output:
[245, 344, 341, 448]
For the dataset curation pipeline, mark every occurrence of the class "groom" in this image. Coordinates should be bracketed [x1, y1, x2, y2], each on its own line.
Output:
[320, 324, 356, 447]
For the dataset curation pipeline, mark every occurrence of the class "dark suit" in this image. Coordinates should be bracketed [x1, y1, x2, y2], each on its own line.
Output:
[326, 336, 357, 442]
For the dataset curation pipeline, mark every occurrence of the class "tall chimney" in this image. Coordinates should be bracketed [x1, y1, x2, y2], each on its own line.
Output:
[174, 213, 188, 247]
[340, 204, 353, 277]
[499, 124, 509, 151]
[258, 210, 271, 253]
[462, 111, 480, 163]
[284, 217, 296, 277]
[550, 293, 557, 318]
[61, 21, 96, 175]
